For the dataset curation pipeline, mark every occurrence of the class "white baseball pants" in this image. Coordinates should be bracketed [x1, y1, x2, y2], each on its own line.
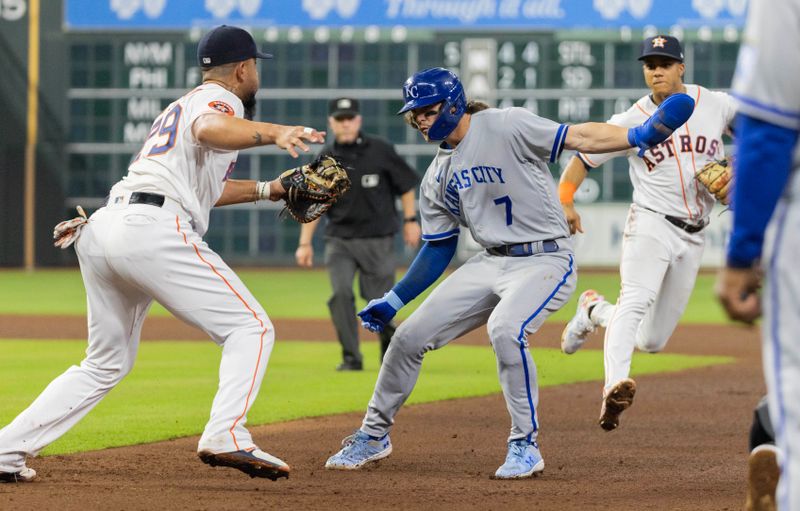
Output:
[0, 196, 274, 471]
[592, 204, 705, 393]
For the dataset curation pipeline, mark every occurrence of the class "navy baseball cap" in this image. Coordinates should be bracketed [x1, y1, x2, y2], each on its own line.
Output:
[638, 35, 684, 62]
[197, 25, 272, 67]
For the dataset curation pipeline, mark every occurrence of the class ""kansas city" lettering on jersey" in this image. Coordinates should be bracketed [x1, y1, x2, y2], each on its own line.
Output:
[443, 166, 506, 214]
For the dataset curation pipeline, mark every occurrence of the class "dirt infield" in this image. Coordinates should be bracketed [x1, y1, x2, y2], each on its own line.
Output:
[0, 315, 765, 510]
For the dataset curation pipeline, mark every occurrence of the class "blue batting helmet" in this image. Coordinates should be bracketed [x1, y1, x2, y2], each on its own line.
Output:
[397, 67, 466, 141]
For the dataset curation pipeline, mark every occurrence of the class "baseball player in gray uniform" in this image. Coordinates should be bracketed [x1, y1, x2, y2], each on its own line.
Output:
[716, 0, 800, 508]
[0, 25, 325, 483]
[324, 67, 695, 479]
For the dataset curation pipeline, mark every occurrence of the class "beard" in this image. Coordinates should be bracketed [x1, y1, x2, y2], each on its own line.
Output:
[243, 92, 257, 120]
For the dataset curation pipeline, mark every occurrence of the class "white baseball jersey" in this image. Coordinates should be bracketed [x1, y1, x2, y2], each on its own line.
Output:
[0, 83, 276, 471]
[111, 84, 243, 236]
[419, 107, 572, 248]
[578, 85, 737, 221]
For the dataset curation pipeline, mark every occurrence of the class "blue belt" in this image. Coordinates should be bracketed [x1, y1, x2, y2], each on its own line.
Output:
[486, 239, 560, 257]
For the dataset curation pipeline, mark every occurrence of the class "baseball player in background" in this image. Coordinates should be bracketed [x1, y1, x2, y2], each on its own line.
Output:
[0, 25, 325, 483]
[559, 35, 737, 431]
[745, 397, 779, 511]
[716, 0, 800, 508]
[324, 66, 695, 478]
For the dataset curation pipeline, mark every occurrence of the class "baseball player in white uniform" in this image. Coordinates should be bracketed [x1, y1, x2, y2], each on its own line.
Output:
[0, 25, 325, 483]
[323, 67, 695, 479]
[559, 35, 737, 431]
[716, 1, 800, 508]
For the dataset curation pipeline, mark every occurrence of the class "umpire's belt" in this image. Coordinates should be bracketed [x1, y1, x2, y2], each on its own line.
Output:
[486, 239, 560, 257]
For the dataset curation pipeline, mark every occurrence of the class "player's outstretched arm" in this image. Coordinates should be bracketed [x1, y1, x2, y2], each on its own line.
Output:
[558, 156, 589, 234]
[358, 236, 458, 332]
[565, 93, 694, 155]
[214, 178, 285, 206]
[193, 114, 325, 157]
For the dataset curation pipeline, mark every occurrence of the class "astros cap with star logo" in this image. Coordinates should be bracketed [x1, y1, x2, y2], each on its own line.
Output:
[638, 35, 684, 62]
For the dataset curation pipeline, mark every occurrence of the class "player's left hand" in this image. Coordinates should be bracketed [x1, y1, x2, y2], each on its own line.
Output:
[715, 266, 763, 324]
[561, 202, 584, 235]
[403, 220, 421, 249]
[358, 291, 404, 333]
[275, 125, 326, 158]
[628, 93, 695, 156]
[278, 154, 351, 223]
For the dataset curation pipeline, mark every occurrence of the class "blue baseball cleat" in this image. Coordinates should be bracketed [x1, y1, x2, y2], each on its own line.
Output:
[325, 430, 392, 470]
[494, 439, 545, 479]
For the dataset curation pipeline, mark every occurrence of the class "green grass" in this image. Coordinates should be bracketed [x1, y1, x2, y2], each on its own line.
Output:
[0, 339, 731, 456]
[0, 269, 730, 323]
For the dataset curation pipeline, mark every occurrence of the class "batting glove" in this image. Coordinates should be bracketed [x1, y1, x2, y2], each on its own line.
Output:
[358, 290, 404, 333]
[627, 92, 694, 156]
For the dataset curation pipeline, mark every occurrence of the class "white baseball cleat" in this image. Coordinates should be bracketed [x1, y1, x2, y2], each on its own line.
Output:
[0, 466, 37, 483]
[561, 289, 604, 354]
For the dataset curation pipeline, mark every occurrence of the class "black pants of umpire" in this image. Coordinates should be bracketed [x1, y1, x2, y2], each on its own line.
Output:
[324, 235, 396, 368]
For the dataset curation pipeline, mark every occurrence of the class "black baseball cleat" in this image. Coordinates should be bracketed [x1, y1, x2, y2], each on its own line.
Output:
[336, 361, 363, 371]
[599, 378, 637, 431]
[198, 448, 290, 480]
[0, 467, 37, 483]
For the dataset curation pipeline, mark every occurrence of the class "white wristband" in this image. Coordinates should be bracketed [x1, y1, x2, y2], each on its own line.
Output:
[256, 181, 270, 201]
[385, 290, 405, 311]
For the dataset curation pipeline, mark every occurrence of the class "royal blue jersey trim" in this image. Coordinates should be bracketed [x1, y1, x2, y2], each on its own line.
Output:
[421, 229, 460, 241]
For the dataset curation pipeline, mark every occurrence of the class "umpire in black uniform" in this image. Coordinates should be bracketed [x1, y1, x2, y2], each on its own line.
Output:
[296, 97, 420, 371]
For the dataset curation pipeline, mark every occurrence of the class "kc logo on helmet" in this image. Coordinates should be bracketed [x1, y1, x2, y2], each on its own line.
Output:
[404, 84, 419, 99]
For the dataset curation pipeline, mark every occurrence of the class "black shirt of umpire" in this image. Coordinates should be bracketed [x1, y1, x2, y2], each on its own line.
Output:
[320, 133, 418, 238]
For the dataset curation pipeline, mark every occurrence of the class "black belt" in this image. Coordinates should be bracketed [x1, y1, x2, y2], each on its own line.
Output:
[643, 207, 707, 234]
[487, 239, 560, 257]
[663, 214, 707, 234]
[129, 192, 165, 207]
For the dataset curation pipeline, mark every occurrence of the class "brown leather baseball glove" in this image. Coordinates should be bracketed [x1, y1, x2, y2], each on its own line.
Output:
[278, 154, 351, 223]
[695, 157, 733, 205]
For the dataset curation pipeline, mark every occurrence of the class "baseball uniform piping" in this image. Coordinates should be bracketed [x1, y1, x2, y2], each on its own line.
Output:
[175, 216, 187, 244]
[683, 122, 704, 218]
[578, 152, 598, 168]
[550, 124, 568, 163]
[687, 87, 703, 217]
[176, 218, 269, 451]
[671, 135, 694, 220]
[421, 229, 460, 241]
[767, 202, 791, 510]
[516, 254, 574, 441]
[732, 92, 800, 123]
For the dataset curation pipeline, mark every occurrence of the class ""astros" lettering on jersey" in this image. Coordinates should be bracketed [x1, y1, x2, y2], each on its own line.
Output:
[642, 136, 722, 171]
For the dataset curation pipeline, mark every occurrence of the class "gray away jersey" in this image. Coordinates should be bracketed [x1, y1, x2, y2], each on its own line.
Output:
[419, 107, 570, 247]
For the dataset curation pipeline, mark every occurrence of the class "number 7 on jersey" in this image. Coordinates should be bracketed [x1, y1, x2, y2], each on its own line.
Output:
[494, 195, 513, 225]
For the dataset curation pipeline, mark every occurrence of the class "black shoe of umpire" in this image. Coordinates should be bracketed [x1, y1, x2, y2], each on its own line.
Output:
[336, 361, 363, 371]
